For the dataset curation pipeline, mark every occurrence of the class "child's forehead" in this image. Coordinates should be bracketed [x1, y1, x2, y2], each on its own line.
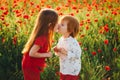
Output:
[60, 19, 68, 23]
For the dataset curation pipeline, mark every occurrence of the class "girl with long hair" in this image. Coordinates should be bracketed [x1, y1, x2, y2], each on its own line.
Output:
[22, 9, 58, 80]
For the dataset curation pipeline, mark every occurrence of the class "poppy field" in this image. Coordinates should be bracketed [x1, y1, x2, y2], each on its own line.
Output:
[0, 0, 120, 80]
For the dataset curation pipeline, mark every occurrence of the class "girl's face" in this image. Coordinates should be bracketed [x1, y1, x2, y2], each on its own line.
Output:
[58, 20, 70, 36]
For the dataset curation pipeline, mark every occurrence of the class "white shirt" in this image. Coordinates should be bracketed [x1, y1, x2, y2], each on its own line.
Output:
[56, 36, 82, 75]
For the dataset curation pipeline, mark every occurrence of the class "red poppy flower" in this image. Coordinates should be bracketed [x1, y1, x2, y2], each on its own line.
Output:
[5, 23, 9, 26]
[56, 7, 61, 11]
[79, 22, 84, 27]
[91, 51, 96, 56]
[104, 0, 106, 2]
[80, 34, 85, 38]
[46, 5, 51, 8]
[17, 20, 22, 24]
[23, 14, 29, 19]
[0, 17, 4, 21]
[13, 3, 18, 8]
[72, 6, 77, 10]
[70, 13, 74, 16]
[41, 0, 45, 3]
[0, 6, 5, 10]
[13, 36, 17, 45]
[14, 0, 17, 4]
[15, 10, 20, 14]
[3, 10, 8, 15]
[99, 28, 104, 34]
[105, 66, 110, 71]
[98, 49, 102, 53]
[56, 71, 60, 76]
[104, 24, 109, 32]
[113, 48, 117, 52]
[104, 39, 109, 45]
[65, 3, 69, 7]
[76, 10, 79, 13]
[117, 22, 120, 25]
[2, 38, 5, 43]
[36, 5, 40, 9]
[2, 22, 6, 25]
[59, 12, 63, 16]
[99, 12, 103, 16]
[108, 5, 113, 9]
[86, 25, 89, 30]
[16, 13, 22, 17]
[112, 11, 117, 15]
[68, 0, 71, 3]
[94, 18, 98, 22]
[86, 14, 90, 17]
[87, 5, 92, 11]
[30, 2, 34, 6]
[110, 17, 112, 20]
[79, 42, 82, 45]
[87, 19, 91, 23]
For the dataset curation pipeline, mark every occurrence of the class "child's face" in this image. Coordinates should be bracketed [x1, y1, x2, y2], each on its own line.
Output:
[54, 23, 59, 32]
[58, 20, 70, 35]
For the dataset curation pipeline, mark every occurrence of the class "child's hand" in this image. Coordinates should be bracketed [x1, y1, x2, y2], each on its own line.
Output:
[53, 46, 67, 56]
[53, 46, 60, 52]
[59, 48, 67, 55]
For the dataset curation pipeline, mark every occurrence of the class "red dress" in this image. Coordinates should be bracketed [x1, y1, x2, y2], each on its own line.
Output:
[22, 35, 49, 80]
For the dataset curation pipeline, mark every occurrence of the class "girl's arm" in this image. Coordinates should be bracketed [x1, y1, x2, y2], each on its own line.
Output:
[29, 45, 52, 58]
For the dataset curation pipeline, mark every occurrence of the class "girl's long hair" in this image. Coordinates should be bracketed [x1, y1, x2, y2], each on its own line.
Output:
[22, 9, 58, 54]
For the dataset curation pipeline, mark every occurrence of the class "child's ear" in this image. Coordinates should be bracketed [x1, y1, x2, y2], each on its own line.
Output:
[69, 31, 72, 34]
[69, 31, 72, 36]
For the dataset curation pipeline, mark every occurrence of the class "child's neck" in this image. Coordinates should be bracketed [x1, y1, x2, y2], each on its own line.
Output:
[63, 34, 70, 38]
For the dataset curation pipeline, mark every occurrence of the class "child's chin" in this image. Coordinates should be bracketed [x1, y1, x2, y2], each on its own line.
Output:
[58, 32, 62, 34]
[54, 29, 58, 32]
[57, 30, 61, 34]
[57, 30, 64, 35]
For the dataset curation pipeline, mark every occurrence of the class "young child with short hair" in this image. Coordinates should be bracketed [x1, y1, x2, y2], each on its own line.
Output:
[54, 15, 82, 80]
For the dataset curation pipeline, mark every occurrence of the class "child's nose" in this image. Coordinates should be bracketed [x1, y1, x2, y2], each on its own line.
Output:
[58, 24, 61, 29]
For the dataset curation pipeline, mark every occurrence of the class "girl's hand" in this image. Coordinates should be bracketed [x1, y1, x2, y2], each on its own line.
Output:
[46, 52, 52, 58]
[53, 46, 61, 56]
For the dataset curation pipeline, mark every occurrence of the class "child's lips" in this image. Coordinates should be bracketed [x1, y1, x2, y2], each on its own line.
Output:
[57, 27, 60, 31]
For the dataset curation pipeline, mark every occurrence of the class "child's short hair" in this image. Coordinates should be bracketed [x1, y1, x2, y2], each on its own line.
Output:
[61, 15, 80, 38]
